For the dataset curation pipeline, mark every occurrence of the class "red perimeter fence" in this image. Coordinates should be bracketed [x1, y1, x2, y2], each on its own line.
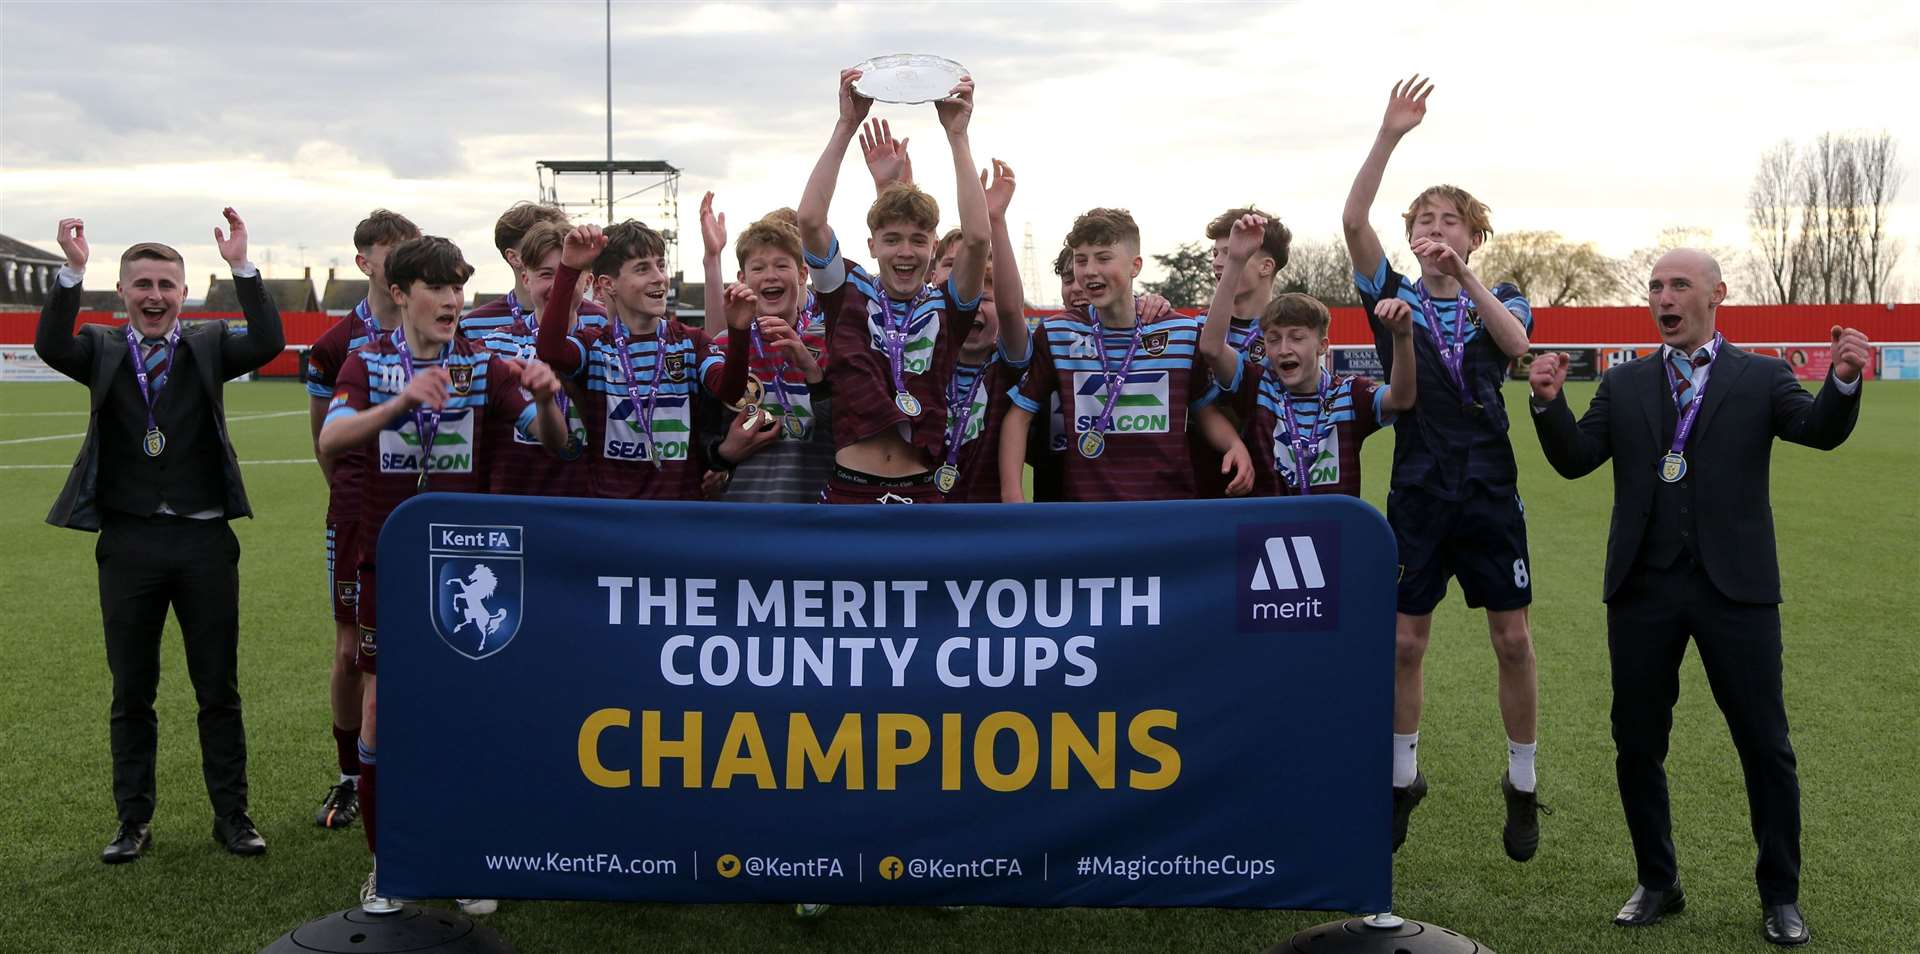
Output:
[2, 304, 1914, 379]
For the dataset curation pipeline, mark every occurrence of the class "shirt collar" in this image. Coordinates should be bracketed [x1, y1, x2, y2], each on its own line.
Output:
[1663, 334, 1721, 365]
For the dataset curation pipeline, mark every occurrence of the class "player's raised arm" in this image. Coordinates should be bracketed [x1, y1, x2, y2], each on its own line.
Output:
[860, 118, 912, 190]
[698, 192, 728, 338]
[1342, 76, 1430, 275]
[1202, 214, 1267, 385]
[797, 68, 871, 271]
[938, 77, 990, 307]
[536, 226, 604, 376]
[984, 160, 1029, 362]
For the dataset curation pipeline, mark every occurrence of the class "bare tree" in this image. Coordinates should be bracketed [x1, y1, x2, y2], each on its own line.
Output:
[1858, 132, 1906, 303]
[1475, 230, 1616, 306]
[1274, 238, 1364, 307]
[1618, 227, 1741, 305]
[1747, 140, 1798, 304]
[1744, 131, 1904, 304]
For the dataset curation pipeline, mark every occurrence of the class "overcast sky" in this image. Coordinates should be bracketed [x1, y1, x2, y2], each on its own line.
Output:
[3, 0, 1916, 305]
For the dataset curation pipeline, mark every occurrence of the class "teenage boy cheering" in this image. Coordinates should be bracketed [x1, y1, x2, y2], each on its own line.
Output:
[318, 236, 569, 913]
[535, 221, 751, 499]
[305, 209, 418, 830]
[1204, 214, 1415, 498]
[697, 202, 832, 502]
[1342, 75, 1542, 860]
[796, 67, 1000, 504]
[997, 208, 1252, 502]
[465, 221, 600, 496]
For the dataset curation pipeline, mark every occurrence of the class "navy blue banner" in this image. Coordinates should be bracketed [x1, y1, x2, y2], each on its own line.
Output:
[378, 496, 1395, 910]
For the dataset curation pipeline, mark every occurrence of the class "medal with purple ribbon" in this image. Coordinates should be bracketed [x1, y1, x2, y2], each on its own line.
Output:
[126, 322, 180, 458]
[882, 285, 932, 417]
[392, 325, 446, 492]
[507, 291, 572, 424]
[1080, 306, 1144, 459]
[749, 319, 803, 438]
[1414, 281, 1479, 413]
[611, 318, 667, 469]
[1659, 334, 1721, 483]
[935, 357, 995, 493]
[1277, 368, 1338, 495]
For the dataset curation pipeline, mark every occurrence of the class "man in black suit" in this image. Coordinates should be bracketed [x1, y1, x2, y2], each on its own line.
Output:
[1528, 248, 1868, 946]
[35, 211, 285, 863]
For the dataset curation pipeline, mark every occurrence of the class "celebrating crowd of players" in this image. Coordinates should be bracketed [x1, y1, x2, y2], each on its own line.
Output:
[294, 70, 1535, 918]
[37, 70, 1874, 945]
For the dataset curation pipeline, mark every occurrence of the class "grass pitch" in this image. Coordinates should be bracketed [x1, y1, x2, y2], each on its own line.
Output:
[1, 378, 1914, 954]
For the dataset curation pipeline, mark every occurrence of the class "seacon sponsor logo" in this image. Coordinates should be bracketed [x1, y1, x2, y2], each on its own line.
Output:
[1235, 522, 1339, 633]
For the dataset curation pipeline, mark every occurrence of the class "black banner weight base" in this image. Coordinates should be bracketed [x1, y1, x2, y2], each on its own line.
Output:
[259, 905, 518, 953]
[1270, 914, 1497, 953]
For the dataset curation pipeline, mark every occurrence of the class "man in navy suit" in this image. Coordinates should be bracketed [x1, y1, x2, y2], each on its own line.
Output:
[1528, 248, 1868, 946]
[36, 212, 284, 864]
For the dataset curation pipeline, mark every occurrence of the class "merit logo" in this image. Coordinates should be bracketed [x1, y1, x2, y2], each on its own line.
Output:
[1236, 523, 1339, 632]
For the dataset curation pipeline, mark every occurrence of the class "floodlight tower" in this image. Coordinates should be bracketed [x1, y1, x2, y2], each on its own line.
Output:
[535, 160, 684, 295]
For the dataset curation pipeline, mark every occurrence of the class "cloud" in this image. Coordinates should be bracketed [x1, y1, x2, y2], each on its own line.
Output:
[4, 0, 1918, 302]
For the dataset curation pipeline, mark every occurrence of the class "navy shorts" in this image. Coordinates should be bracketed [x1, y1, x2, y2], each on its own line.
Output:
[1389, 485, 1533, 615]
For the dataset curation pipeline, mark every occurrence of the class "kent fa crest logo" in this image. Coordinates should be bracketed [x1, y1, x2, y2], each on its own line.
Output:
[1235, 522, 1339, 633]
[428, 524, 524, 660]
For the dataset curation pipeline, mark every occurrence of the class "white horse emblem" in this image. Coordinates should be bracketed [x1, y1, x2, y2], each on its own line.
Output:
[446, 564, 510, 651]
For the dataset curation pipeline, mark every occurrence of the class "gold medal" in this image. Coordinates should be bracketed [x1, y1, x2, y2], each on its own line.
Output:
[782, 414, 806, 439]
[730, 374, 766, 413]
[1078, 430, 1106, 459]
[142, 427, 166, 457]
[934, 464, 959, 494]
[895, 391, 922, 417]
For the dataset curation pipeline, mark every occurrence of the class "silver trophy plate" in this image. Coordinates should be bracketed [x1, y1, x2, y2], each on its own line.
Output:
[852, 53, 968, 104]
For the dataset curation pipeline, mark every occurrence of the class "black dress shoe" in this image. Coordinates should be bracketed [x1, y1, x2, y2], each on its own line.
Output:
[101, 822, 151, 864]
[212, 813, 267, 856]
[1613, 884, 1685, 927]
[1763, 902, 1810, 946]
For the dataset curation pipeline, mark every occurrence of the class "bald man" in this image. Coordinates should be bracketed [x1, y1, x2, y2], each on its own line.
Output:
[1528, 249, 1868, 946]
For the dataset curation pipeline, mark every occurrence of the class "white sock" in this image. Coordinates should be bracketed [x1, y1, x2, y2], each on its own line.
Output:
[1392, 732, 1420, 788]
[1507, 738, 1537, 793]
[341, 773, 360, 784]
